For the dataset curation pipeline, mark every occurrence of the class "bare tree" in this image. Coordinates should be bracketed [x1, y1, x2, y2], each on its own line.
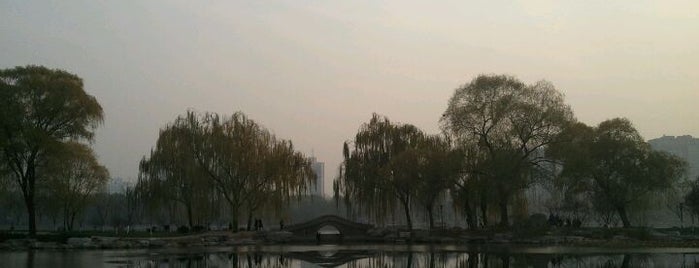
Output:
[43, 142, 109, 231]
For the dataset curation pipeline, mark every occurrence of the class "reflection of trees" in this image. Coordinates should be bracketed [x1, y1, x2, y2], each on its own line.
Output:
[429, 252, 434, 268]
[621, 254, 630, 268]
[108, 251, 698, 268]
[25, 250, 34, 268]
[467, 252, 478, 267]
[549, 254, 650, 268]
[599, 255, 629, 268]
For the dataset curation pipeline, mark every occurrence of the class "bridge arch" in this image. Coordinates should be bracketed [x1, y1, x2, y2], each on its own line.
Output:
[285, 215, 373, 237]
[317, 225, 341, 235]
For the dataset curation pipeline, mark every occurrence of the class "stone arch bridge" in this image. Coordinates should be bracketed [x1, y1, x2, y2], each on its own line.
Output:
[285, 215, 373, 237]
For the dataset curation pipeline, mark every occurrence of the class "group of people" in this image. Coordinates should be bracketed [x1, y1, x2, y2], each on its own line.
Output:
[253, 219, 264, 231]
[548, 214, 582, 228]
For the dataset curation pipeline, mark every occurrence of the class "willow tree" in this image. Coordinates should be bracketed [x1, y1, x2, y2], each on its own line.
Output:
[43, 142, 108, 231]
[138, 116, 214, 228]
[145, 111, 314, 231]
[441, 74, 574, 226]
[205, 112, 314, 230]
[336, 114, 425, 231]
[450, 143, 493, 229]
[235, 128, 315, 230]
[413, 135, 463, 230]
[0, 66, 103, 236]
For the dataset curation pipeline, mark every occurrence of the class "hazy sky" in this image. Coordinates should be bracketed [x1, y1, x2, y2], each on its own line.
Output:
[2, 1, 698, 195]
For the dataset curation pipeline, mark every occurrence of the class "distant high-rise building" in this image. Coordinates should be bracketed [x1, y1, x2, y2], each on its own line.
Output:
[310, 157, 325, 197]
[648, 135, 699, 179]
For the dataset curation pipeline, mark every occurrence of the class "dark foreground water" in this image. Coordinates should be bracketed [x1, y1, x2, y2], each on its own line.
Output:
[3, 244, 699, 267]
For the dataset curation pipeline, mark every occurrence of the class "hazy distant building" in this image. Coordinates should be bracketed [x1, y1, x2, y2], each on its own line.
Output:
[648, 135, 699, 180]
[106, 177, 129, 194]
[310, 157, 325, 197]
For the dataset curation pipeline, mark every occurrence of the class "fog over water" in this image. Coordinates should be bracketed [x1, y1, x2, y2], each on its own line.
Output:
[1, 1, 697, 193]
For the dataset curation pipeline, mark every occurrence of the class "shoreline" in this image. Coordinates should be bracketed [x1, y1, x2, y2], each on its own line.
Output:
[3, 228, 699, 251]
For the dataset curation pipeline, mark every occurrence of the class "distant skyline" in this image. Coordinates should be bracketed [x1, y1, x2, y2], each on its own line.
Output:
[2, 1, 697, 195]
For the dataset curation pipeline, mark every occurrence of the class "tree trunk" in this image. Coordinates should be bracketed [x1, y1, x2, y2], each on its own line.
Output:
[465, 200, 477, 230]
[231, 206, 239, 232]
[65, 207, 74, 231]
[499, 199, 509, 227]
[22, 186, 37, 236]
[402, 200, 413, 232]
[68, 212, 77, 231]
[15, 154, 38, 237]
[618, 206, 631, 228]
[247, 211, 253, 231]
[480, 195, 488, 227]
[427, 206, 434, 231]
[186, 204, 194, 228]
[63, 207, 68, 231]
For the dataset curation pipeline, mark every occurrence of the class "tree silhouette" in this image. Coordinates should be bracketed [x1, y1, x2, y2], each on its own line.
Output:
[0, 66, 103, 236]
[442, 74, 573, 226]
[43, 142, 108, 230]
[139, 111, 315, 230]
[548, 118, 687, 227]
[336, 114, 425, 231]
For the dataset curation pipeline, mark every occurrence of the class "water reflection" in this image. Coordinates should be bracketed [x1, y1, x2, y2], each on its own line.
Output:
[3, 245, 699, 267]
[108, 246, 699, 268]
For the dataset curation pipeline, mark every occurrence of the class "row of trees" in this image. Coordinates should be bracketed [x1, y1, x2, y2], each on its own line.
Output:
[0, 66, 692, 234]
[0, 65, 322, 233]
[335, 74, 688, 230]
[0, 182, 146, 233]
[0, 66, 329, 234]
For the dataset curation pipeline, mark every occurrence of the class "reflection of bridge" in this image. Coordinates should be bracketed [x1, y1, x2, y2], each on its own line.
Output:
[285, 250, 375, 267]
[285, 215, 374, 236]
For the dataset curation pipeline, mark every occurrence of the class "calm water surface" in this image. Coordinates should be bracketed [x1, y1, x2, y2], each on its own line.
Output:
[3, 244, 699, 267]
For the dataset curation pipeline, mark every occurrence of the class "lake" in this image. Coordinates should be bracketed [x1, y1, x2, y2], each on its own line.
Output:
[3, 244, 699, 267]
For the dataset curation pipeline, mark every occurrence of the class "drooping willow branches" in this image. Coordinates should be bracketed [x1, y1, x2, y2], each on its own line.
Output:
[139, 110, 315, 230]
[336, 114, 461, 231]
